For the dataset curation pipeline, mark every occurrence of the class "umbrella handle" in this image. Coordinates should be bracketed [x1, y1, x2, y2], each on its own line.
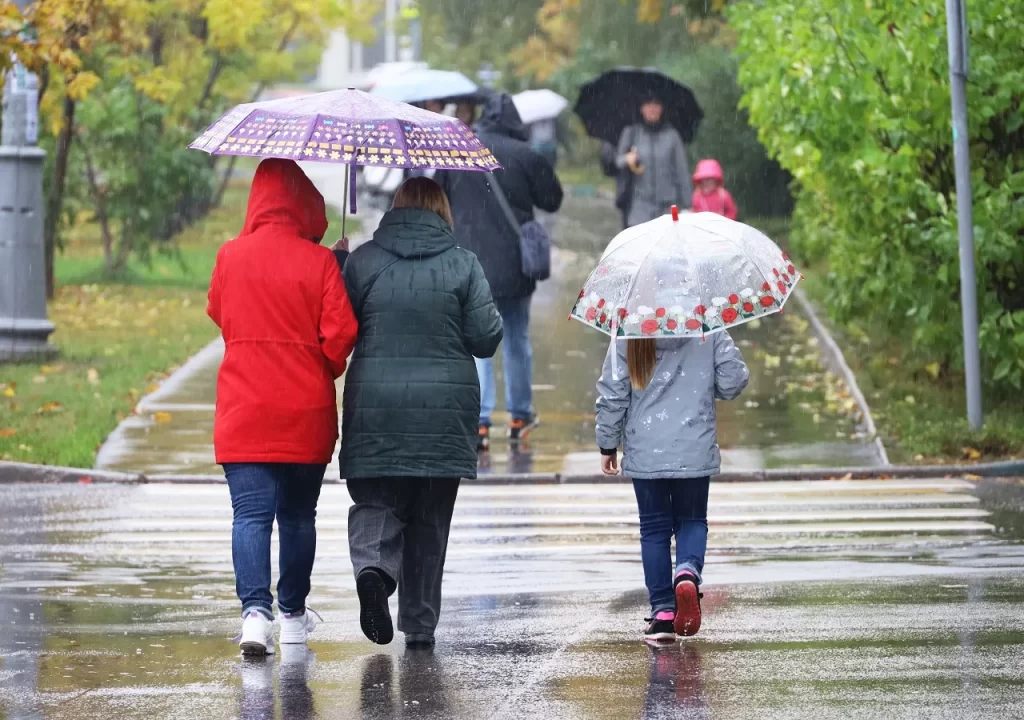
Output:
[671, 205, 679, 221]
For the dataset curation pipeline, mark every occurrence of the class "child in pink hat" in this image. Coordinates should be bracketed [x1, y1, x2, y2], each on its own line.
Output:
[691, 159, 737, 220]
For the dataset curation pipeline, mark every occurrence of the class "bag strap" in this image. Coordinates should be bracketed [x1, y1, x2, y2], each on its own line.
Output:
[484, 171, 522, 238]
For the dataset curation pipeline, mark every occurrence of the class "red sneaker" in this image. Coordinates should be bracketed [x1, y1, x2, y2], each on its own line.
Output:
[673, 572, 703, 637]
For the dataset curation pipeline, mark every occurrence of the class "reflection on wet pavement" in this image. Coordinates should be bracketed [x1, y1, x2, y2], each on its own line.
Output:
[2, 481, 1024, 718]
[95, 193, 877, 478]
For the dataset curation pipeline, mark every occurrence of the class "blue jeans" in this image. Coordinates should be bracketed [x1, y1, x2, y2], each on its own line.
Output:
[224, 463, 326, 617]
[632, 477, 710, 614]
[476, 295, 533, 425]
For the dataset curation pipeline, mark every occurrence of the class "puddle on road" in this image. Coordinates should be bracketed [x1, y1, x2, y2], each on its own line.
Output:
[97, 193, 876, 477]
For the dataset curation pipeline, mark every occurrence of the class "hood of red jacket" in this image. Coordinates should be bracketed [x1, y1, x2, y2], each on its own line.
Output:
[241, 159, 328, 243]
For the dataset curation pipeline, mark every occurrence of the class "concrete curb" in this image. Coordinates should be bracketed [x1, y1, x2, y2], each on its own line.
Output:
[790, 288, 890, 466]
[3, 460, 1021, 486]
[0, 461, 145, 485]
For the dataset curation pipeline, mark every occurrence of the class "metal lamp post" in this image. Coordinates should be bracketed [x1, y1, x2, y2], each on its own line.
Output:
[945, 0, 982, 429]
[0, 0, 56, 361]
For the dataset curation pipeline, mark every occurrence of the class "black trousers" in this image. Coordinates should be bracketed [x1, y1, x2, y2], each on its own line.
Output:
[347, 477, 460, 637]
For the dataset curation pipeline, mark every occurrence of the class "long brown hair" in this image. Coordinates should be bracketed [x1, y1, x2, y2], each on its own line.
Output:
[627, 339, 657, 390]
[391, 176, 454, 226]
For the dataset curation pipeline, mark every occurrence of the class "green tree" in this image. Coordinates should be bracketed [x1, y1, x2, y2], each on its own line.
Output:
[731, 0, 1024, 388]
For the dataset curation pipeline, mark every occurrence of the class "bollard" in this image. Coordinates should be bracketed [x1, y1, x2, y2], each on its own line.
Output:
[1, 60, 57, 362]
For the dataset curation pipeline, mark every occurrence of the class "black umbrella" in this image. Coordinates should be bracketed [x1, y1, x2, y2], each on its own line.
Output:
[574, 67, 703, 145]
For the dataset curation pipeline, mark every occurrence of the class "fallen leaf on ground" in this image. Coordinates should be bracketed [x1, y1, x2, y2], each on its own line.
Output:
[37, 401, 62, 414]
[32, 375, 47, 384]
[962, 447, 982, 461]
[0, 428, 16, 438]
[40, 364, 64, 374]
[154, 411, 173, 423]
[924, 362, 941, 379]
[964, 474, 982, 481]
[87, 368, 100, 386]
[839, 473, 853, 480]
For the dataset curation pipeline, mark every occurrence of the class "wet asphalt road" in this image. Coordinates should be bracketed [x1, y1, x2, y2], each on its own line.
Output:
[3, 479, 1024, 719]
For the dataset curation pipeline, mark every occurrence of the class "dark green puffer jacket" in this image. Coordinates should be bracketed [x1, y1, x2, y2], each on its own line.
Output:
[339, 207, 503, 479]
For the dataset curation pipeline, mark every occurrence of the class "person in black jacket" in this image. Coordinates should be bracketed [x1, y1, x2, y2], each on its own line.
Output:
[437, 93, 564, 452]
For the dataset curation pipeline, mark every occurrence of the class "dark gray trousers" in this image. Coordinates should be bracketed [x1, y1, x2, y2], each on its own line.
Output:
[347, 477, 460, 638]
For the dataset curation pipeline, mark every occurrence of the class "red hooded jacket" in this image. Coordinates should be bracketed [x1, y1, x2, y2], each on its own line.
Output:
[207, 159, 358, 464]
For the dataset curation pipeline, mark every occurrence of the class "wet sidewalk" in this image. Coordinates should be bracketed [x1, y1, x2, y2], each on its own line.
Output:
[2, 479, 1023, 719]
[96, 192, 879, 478]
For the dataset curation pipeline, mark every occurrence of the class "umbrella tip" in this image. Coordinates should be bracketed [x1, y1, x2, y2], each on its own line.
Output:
[671, 205, 679, 221]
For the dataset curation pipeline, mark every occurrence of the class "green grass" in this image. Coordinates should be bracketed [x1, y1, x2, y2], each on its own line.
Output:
[1, 181, 358, 468]
[781, 233, 1024, 465]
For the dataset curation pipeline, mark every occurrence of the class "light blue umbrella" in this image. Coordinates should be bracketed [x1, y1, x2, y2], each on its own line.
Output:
[368, 68, 479, 105]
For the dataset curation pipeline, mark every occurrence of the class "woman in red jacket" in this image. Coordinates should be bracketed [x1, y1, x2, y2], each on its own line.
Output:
[207, 159, 358, 656]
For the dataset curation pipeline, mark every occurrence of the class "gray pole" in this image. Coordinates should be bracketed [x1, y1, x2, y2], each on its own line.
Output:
[945, 0, 982, 429]
[0, 0, 56, 361]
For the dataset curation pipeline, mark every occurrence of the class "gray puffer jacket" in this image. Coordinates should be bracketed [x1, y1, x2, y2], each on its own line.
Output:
[595, 333, 748, 479]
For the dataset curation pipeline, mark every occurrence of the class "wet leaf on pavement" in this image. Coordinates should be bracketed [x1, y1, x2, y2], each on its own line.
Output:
[154, 412, 173, 423]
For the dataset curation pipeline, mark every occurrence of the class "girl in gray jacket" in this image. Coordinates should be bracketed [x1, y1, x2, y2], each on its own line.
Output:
[596, 333, 748, 643]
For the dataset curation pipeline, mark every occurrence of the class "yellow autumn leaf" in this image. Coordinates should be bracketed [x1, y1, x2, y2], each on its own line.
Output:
[37, 401, 63, 414]
[0, 428, 16, 438]
[66, 70, 100, 101]
[1, 383, 13, 397]
[154, 411, 173, 423]
[962, 447, 981, 461]
[924, 362, 941, 379]
[40, 364, 65, 374]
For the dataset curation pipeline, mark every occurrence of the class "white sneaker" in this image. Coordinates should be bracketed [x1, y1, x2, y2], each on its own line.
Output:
[279, 608, 321, 644]
[237, 609, 275, 656]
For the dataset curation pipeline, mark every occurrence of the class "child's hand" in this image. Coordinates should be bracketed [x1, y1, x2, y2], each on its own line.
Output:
[601, 452, 619, 476]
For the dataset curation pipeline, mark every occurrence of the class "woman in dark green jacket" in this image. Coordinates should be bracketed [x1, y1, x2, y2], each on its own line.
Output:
[340, 176, 503, 648]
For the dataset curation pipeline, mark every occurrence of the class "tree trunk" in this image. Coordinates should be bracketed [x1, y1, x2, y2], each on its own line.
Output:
[44, 95, 77, 299]
[80, 141, 114, 273]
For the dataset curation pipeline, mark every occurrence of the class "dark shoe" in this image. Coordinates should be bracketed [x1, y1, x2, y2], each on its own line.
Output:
[356, 569, 394, 645]
[507, 414, 539, 445]
[405, 632, 435, 650]
[644, 610, 677, 644]
[477, 424, 490, 452]
[673, 572, 703, 637]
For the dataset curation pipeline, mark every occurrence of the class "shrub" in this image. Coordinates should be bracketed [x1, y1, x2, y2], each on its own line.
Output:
[730, 0, 1024, 389]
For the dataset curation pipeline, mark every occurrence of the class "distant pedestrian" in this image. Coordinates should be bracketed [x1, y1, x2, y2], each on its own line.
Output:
[340, 177, 503, 648]
[528, 118, 559, 168]
[454, 100, 477, 127]
[691, 159, 737, 220]
[616, 94, 692, 227]
[437, 93, 564, 451]
[595, 333, 748, 643]
[207, 158, 359, 656]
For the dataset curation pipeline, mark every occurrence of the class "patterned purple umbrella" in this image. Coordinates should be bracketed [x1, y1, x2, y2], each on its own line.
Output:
[189, 88, 501, 232]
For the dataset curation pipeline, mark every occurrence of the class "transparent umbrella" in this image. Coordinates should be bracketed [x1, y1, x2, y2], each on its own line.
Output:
[569, 207, 801, 339]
